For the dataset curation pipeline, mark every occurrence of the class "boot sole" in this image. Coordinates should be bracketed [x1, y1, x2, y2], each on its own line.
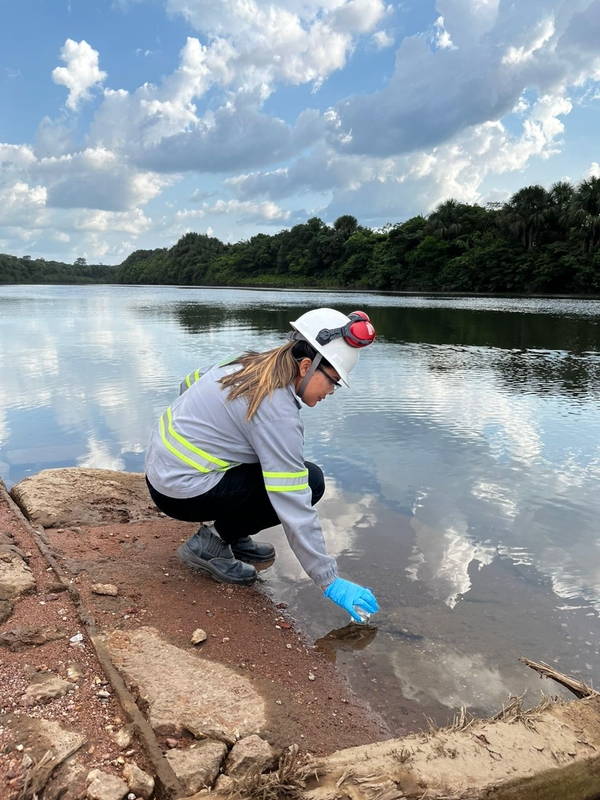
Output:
[231, 550, 276, 564]
[177, 544, 257, 585]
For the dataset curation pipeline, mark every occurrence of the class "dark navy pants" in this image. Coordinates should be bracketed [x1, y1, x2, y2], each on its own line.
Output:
[146, 461, 325, 544]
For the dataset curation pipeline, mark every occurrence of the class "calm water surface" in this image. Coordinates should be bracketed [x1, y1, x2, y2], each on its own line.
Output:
[2, 284, 600, 732]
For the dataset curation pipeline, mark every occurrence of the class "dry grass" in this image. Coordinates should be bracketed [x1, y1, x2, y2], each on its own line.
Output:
[226, 744, 312, 800]
[425, 705, 475, 736]
[15, 750, 55, 800]
[490, 692, 554, 731]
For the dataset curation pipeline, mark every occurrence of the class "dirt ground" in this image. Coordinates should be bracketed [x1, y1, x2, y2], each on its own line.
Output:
[0, 485, 390, 796]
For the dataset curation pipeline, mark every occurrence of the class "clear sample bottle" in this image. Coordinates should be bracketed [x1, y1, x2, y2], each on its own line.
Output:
[351, 606, 371, 625]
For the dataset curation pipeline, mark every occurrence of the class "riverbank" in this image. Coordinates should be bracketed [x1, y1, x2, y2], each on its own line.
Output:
[0, 468, 389, 799]
[3, 467, 600, 800]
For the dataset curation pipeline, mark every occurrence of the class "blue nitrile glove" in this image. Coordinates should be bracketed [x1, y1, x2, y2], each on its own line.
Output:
[324, 578, 379, 622]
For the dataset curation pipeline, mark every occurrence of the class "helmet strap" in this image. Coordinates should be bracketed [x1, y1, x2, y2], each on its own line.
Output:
[296, 352, 322, 399]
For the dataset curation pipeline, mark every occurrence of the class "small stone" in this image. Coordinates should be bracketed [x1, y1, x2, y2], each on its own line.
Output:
[275, 700, 282, 705]
[86, 768, 129, 800]
[165, 738, 179, 749]
[67, 663, 84, 681]
[308, 672, 315, 681]
[190, 629, 207, 645]
[286, 644, 292, 650]
[69, 633, 84, 644]
[222, 637, 230, 643]
[166, 740, 227, 794]
[214, 774, 234, 794]
[113, 726, 134, 750]
[225, 734, 275, 778]
[97, 690, 111, 699]
[123, 763, 155, 799]
[21, 674, 73, 705]
[91, 584, 119, 597]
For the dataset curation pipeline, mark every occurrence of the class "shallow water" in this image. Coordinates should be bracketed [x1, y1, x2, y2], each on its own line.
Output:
[2, 284, 600, 732]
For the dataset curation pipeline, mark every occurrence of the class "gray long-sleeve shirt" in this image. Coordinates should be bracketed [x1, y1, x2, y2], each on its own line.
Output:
[145, 363, 338, 587]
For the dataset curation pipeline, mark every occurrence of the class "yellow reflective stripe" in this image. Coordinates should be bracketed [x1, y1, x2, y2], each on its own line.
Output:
[266, 483, 310, 492]
[166, 408, 229, 468]
[263, 470, 308, 479]
[159, 415, 211, 473]
[263, 469, 309, 493]
[185, 369, 201, 389]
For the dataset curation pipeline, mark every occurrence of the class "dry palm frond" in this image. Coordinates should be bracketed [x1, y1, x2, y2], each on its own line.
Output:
[226, 744, 311, 800]
[519, 658, 598, 699]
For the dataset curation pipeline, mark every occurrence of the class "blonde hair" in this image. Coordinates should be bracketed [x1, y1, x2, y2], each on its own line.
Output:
[219, 341, 301, 420]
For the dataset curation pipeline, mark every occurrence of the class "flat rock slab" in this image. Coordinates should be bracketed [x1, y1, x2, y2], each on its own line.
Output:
[10, 468, 163, 527]
[0, 624, 67, 651]
[0, 713, 86, 775]
[105, 627, 266, 740]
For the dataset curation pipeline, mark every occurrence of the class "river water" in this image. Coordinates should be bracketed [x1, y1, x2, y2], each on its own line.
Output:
[2, 284, 600, 732]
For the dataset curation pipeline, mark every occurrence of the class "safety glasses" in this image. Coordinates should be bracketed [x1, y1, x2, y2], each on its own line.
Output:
[316, 364, 342, 392]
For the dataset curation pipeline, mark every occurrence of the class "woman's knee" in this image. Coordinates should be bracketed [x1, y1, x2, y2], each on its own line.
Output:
[306, 461, 325, 505]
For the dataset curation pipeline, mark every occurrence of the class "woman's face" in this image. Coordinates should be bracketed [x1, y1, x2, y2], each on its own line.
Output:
[295, 358, 342, 407]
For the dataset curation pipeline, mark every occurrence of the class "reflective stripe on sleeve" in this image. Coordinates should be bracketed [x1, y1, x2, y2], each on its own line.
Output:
[185, 369, 201, 389]
[159, 406, 230, 473]
[262, 469, 309, 492]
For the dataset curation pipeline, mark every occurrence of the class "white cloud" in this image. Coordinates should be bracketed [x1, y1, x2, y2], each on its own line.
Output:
[501, 16, 556, 66]
[431, 16, 456, 50]
[326, 1, 598, 159]
[204, 199, 290, 222]
[52, 39, 107, 111]
[165, 0, 386, 92]
[227, 91, 573, 224]
[71, 208, 153, 235]
[587, 161, 600, 178]
[34, 148, 171, 211]
[371, 29, 394, 48]
[0, 182, 47, 228]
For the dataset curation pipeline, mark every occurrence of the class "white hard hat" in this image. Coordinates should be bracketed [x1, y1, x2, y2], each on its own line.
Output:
[289, 308, 362, 387]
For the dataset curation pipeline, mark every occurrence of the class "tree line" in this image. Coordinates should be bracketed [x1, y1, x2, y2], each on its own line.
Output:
[115, 177, 600, 293]
[2, 176, 600, 292]
[0, 254, 115, 285]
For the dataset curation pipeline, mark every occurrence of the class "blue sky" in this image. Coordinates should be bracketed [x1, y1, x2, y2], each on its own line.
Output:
[1, 0, 599, 264]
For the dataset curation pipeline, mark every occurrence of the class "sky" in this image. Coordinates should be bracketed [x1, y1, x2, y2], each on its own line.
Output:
[0, 0, 599, 265]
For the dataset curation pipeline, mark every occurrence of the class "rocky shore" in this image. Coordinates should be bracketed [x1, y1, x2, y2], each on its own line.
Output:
[2, 467, 600, 800]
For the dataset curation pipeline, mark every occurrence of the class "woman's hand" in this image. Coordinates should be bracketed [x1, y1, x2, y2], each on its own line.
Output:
[324, 577, 379, 621]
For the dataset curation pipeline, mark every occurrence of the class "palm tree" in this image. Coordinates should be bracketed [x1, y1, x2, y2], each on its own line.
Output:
[571, 177, 600, 252]
[333, 215, 360, 242]
[549, 180, 575, 239]
[427, 199, 466, 240]
[501, 185, 551, 249]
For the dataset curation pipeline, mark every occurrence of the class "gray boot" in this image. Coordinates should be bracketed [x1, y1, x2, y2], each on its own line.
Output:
[177, 525, 257, 585]
[231, 536, 276, 564]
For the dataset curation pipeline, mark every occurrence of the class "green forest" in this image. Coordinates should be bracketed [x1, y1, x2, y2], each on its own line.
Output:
[0, 254, 115, 285]
[2, 177, 600, 293]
